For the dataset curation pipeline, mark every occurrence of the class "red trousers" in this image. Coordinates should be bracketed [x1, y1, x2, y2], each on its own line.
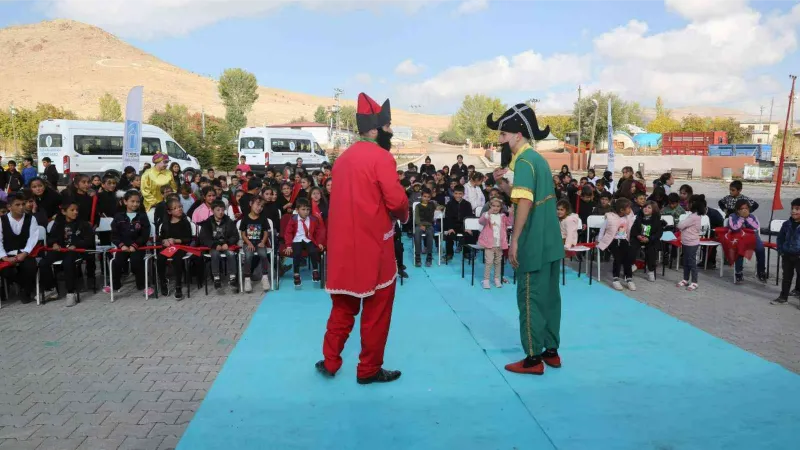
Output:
[322, 281, 396, 379]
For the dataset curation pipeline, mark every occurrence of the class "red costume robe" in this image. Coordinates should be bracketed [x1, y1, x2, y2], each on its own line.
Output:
[325, 140, 409, 296]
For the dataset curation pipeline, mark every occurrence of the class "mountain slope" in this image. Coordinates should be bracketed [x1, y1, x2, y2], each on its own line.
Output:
[0, 19, 450, 138]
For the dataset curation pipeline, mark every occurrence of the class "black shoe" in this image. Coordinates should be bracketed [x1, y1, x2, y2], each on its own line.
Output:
[414, 256, 421, 267]
[791, 289, 800, 298]
[735, 273, 744, 284]
[315, 360, 335, 378]
[174, 288, 183, 301]
[757, 273, 767, 283]
[770, 296, 788, 305]
[357, 368, 401, 385]
[312, 270, 321, 283]
[399, 269, 409, 279]
[213, 277, 221, 289]
[294, 274, 301, 288]
[229, 276, 238, 288]
[425, 258, 432, 267]
[160, 284, 170, 297]
[20, 295, 33, 305]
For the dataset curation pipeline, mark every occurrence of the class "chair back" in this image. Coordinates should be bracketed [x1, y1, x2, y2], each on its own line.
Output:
[266, 218, 275, 249]
[96, 217, 113, 232]
[464, 218, 482, 232]
[586, 215, 605, 240]
[771, 220, 786, 233]
[662, 215, 674, 227]
[700, 215, 711, 237]
[412, 201, 420, 229]
[474, 206, 482, 217]
[38, 225, 48, 246]
[678, 213, 690, 224]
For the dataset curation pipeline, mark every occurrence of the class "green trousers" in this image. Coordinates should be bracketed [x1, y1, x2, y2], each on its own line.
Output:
[516, 260, 561, 357]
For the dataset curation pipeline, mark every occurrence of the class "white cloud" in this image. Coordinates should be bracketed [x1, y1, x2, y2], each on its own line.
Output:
[396, 50, 591, 108]
[395, 59, 425, 76]
[354, 73, 373, 85]
[590, 0, 800, 109]
[35, 0, 488, 39]
[456, 0, 488, 15]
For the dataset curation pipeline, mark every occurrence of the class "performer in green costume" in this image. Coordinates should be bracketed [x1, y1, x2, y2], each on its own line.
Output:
[488, 104, 565, 375]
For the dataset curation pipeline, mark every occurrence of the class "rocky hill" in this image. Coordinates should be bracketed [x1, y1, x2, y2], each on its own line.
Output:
[0, 19, 451, 138]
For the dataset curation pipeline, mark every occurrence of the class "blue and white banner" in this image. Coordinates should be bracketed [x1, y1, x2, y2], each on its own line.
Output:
[607, 99, 615, 175]
[122, 86, 144, 171]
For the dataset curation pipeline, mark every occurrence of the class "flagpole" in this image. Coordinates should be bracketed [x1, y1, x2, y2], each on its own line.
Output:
[768, 74, 796, 247]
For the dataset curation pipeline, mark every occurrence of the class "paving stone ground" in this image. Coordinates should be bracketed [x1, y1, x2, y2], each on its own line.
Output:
[0, 283, 262, 450]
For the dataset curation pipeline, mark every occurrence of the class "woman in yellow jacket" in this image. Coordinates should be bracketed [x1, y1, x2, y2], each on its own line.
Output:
[141, 153, 177, 211]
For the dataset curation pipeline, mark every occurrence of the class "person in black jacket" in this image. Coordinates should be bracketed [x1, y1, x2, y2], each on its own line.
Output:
[29, 177, 62, 224]
[116, 166, 137, 193]
[199, 200, 239, 290]
[630, 200, 664, 282]
[63, 174, 100, 282]
[157, 197, 194, 300]
[5, 160, 23, 193]
[450, 155, 467, 181]
[39, 198, 95, 306]
[420, 156, 436, 177]
[42, 157, 60, 189]
[443, 185, 475, 261]
[106, 190, 152, 294]
[0, 192, 40, 303]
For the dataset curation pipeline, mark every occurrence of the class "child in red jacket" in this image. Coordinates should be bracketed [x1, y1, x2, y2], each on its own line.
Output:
[283, 198, 326, 287]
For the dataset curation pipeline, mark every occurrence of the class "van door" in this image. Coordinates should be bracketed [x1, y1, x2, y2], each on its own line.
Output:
[166, 140, 193, 169]
[72, 132, 123, 174]
[240, 137, 265, 166]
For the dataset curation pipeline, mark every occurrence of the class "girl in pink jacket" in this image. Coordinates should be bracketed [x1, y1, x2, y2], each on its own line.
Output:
[478, 198, 512, 289]
[597, 198, 637, 291]
[557, 200, 581, 249]
[676, 195, 706, 291]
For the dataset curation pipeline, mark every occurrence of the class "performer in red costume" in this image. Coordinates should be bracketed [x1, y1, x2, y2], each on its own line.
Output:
[316, 93, 409, 384]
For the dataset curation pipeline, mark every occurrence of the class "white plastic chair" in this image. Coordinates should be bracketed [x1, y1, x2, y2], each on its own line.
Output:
[698, 215, 722, 276]
[564, 217, 594, 285]
[766, 220, 785, 285]
[586, 215, 606, 279]
[462, 217, 483, 284]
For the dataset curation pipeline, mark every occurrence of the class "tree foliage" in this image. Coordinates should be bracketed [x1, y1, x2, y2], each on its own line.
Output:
[98, 93, 123, 122]
[218, 68, 259, 131]
[709, 117, 750, 144]
[450, 94, 507, 146]
[538, 115, 574, 140]
[646, 115, 681, 134]
[572, 90, 644, 149]
[289, 116, 308, 124]
[0, 103, 78, 158]
[438, 129, 467, 145]
[313, 106, 328, 124]
[679, 114, 710, 132]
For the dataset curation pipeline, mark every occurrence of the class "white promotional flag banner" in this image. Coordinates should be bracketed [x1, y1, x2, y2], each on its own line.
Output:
[607, 99, 615, 175]
[122, 86, 144, 171]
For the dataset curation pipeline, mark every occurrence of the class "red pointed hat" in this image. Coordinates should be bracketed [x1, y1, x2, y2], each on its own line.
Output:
[356, 93, 382, 133]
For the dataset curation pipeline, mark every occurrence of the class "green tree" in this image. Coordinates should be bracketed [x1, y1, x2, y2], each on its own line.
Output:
[218, 68, 259, 131]
[572, 91, 644, 149]
[98, 93, 123, 122]
[313, 106, 329, 124]
[709, 117, 750, 144]
[289, 116, 308, 124]
[0, 103, 78, 158]
[680, 114, 710, 132]
[438, 129, 466, 145]
[451, 94, 507, 145]
[655, 96, 667, 118]
[647, 115, 681, 134]
[148, 104, 206, 167]
[339, 105, 357, 132]
[538, 115, 574, 140]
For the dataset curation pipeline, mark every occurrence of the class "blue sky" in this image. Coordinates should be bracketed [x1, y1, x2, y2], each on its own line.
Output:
[2, 0, 799, 117]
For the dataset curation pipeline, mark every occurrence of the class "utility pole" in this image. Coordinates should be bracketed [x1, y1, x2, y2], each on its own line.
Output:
[759, 105, 765, 125]
[333, 88, 343, 134]
[10, 104, 18, 155]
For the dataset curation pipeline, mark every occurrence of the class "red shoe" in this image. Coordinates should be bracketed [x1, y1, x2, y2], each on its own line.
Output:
[542, 353, 562, 368]
[504, 358, 544, 375]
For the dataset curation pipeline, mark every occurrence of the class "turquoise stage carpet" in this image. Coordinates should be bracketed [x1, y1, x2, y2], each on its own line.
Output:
[178, 251, 800, 450]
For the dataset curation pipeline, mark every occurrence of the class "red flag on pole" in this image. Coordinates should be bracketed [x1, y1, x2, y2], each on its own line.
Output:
[773, 75, 797, 212]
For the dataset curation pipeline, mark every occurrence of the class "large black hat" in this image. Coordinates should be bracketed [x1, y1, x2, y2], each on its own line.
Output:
[486, 104, 550, 141]
[378, 99, 391, 128]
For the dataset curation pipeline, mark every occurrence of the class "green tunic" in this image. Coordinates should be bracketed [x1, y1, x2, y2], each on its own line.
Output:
[509, 145, 564, 356]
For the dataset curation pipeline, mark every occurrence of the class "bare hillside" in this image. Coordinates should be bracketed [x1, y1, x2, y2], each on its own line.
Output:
[0, 19, 451, 138]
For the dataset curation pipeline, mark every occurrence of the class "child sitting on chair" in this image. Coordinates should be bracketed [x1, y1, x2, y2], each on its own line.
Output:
[283, 198, 326, 288]
[557, 199, 581, 250]
[199, 200, 239, 290]
[728, 199, 766, 284]
[40, 198, 95, 306]
[157, 197, 193, 300]
[240, 196, 272, 293]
